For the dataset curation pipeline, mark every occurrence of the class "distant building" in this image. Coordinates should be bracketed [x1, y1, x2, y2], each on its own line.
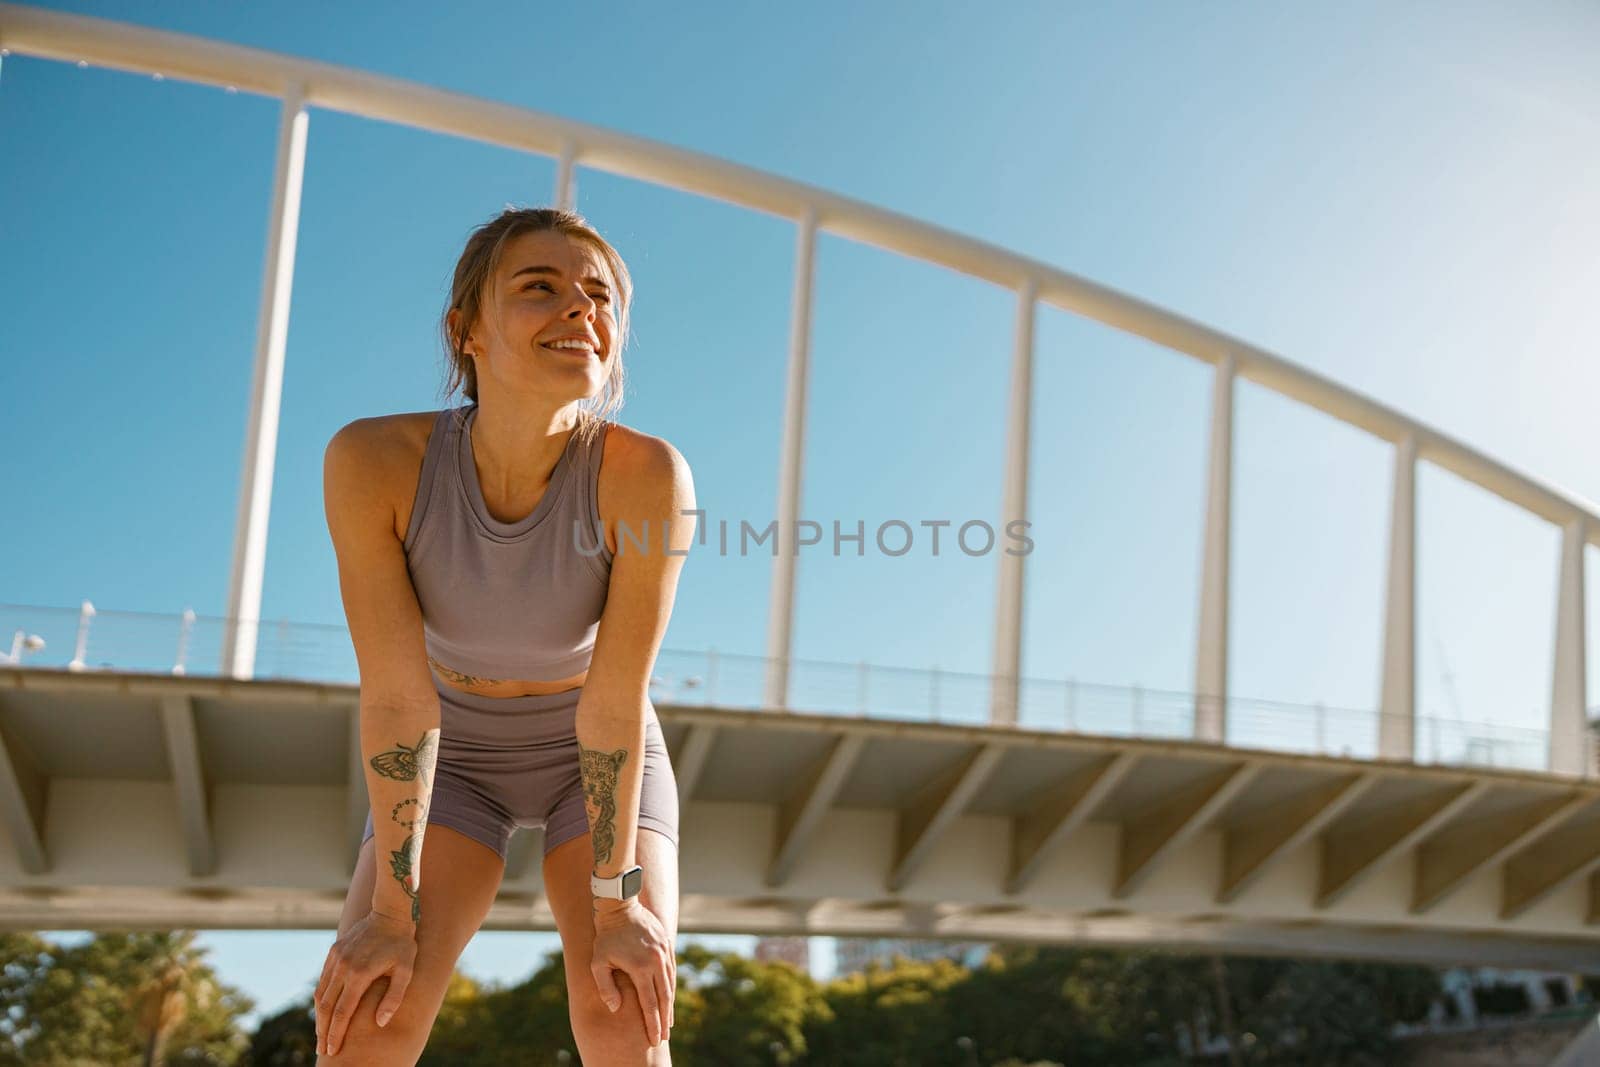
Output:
[753, 935, 810, 972]
[832, 937, 991, 978]
[1438, 966, 1586, 1024]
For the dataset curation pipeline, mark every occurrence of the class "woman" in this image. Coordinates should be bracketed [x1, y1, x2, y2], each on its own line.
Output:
[313, 207, 695, 1064]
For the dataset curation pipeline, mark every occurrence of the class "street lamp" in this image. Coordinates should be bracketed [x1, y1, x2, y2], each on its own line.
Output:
[2, 630, 45, 665]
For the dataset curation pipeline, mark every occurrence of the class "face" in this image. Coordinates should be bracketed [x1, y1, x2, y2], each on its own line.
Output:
[453, 229, 618, 403]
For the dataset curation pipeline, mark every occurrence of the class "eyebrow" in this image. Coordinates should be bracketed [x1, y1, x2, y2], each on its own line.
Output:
[509, 264, 612, 290]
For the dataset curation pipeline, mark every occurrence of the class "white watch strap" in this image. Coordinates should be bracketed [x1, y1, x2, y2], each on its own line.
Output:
[591, 865, 642, 899]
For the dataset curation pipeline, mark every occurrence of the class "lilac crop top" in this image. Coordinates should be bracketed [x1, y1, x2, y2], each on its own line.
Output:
[402, 403, 614, 682]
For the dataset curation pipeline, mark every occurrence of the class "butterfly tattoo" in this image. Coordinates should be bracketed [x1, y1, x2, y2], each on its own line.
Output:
[369, 732, 438, 784]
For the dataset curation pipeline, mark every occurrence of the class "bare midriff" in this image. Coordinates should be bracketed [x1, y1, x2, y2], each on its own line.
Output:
[428, 656, 588, 698]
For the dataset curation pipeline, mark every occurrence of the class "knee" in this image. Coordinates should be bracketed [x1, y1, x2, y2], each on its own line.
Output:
[570, 969, 672, 1063]
[317, 975, 433, 1066]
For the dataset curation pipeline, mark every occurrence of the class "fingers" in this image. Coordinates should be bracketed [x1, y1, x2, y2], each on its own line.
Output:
[324, 971, 373, 1057]
[314, 955, 343, 1052]
[653, 966, 670, 1045]
[667, 949, 676, 1028]
[593, 963, 621, 1013]
[314, 977, 339, 1053]
[314, 947, 338, 1006]
[375, 964, 414, 1029]
[637, 969, 662, 1047]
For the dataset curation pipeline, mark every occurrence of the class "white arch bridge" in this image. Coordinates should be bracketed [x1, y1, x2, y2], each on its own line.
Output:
[1, 5, 1598, 970]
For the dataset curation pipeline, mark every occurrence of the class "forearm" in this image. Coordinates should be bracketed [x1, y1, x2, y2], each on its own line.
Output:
[575, 696, 648, 911]
[360, 700, 441, 924]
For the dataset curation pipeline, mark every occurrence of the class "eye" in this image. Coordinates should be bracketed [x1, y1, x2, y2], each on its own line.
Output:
[524, 282, 610, 305]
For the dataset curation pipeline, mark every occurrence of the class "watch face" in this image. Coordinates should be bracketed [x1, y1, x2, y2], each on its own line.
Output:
[622, 866, 643, 899]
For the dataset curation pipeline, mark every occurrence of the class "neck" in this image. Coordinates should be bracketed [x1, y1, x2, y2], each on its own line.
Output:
[469, 395, 581, 487]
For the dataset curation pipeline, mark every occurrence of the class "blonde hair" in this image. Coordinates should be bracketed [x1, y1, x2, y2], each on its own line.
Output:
[439, 206, 632, 448]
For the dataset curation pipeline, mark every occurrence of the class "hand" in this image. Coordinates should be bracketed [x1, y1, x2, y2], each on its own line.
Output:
[314, 909, 419, 1057]
[590, 898, 676, 1047]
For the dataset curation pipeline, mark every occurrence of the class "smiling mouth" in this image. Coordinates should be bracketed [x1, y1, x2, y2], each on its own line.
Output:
[540, 342, 597, 356]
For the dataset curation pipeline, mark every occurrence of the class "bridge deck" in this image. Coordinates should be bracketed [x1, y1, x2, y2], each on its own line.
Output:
[2, 667, 1598, 970]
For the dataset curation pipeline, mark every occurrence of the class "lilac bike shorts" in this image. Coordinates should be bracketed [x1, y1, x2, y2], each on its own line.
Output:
[361, 682, 679, 863]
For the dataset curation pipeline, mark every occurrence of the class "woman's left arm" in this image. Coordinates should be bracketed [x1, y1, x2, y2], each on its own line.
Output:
[579, 428, 697, 1043]
[575, 430, 696, 1044]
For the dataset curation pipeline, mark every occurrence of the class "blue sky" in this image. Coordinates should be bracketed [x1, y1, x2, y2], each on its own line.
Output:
[3, 0, 1599, 1026]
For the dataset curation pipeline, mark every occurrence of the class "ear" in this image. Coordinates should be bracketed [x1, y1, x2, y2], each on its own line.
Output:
[447, 307, 475, 359]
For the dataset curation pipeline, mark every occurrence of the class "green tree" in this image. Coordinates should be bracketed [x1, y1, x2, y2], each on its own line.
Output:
[1226, 958, 1441, 1066]
[129, 932, 224, 1066]
[243, 997, 316, 1066]
[804, 953, 973, 1066]
[798, 943, 1442, 1066]
[421, 957, 581, 1066]
[0, 930, 251, 1065]
[956, 945, 1209, 1065]
[676, 944, 828, 1066]
[419, 945, 829, 1066]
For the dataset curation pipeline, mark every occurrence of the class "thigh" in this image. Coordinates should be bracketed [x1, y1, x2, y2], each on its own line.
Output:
[317, 825, 505, 1065]
[544, 826, 680, 1063]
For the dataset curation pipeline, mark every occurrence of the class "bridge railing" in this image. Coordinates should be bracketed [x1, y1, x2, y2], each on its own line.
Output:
[1, 600, 1577, 777]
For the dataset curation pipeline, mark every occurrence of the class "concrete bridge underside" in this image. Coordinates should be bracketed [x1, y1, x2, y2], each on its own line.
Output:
[2, 667, 1599, 971]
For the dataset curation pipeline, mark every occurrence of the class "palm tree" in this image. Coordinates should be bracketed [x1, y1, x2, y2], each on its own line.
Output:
[127, 931, 216, 1067]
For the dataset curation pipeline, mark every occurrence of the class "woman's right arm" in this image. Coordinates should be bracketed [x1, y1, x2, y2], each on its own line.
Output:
[326, 417, 442, 921]
[316, 417, 441, 1053]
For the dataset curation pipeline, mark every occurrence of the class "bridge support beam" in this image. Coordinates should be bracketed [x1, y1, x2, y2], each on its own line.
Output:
[763, 207, 817, 710]
[672, 723, 719, 814]
[1502, 803, 1600, 919]
[1549, 516, 1589, 777]
[1006, 751, 1137, 895]
[1218, 772, 1375, 904]
[222, 82, 309, 680]
[1193, 352, 1234, 744]
[1379, 432, 1417, 762]
[159, 695, 215, 877]
[1115, 759, 1260, 899]
[1318, 779, 1487, 909]
[766, 731, 864, 888]
[989, 281, 1036, 726]
[1412, 790, 1588, 914]
[0, 712, 48, 875]
[889, 742, 1006, 892]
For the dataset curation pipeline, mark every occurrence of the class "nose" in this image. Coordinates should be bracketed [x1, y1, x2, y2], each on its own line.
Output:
[564, 291, 601, 320]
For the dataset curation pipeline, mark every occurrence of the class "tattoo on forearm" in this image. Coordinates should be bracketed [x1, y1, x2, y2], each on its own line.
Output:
[391, 797, 426, 827]
[388, 830, 424, 922]
[369, 732, 438, 784]
[428, 656, 503, 688]
[578, 743, 629, 866]
[368, 729, 438, 922]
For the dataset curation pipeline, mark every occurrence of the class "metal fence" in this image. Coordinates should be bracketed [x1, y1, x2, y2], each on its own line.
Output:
[1, 600, 1577, 776]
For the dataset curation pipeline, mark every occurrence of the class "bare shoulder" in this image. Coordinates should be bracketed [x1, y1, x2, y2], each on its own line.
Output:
[594, 424, 697, 591]
[329, 409, 436, 458]
[327, 410, 445, 540]
[598, 421, 694, 514]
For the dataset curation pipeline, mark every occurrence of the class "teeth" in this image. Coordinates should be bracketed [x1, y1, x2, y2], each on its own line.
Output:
[546, 340, 592, 351]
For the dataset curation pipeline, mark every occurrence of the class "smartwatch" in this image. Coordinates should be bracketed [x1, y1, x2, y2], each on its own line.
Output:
[591, 864, 644, 901]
